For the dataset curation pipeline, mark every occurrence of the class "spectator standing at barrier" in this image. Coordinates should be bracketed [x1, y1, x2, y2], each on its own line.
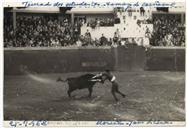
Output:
[64, 34, 71, 46]
[113, 32, 120, 46]
[29, 38, 34, 47]
[79, 35, 84, 42]
[144, 26, 151, 47]
[38, 39, 44, 47]
[164, 33, 173, 46]
[144, 34, 150, 51]
[4, 38, 8, 47]
[92, 38, 100, 46]
[135, 37, 143, 46]
[74, 23, 79, 41]
[76, 38, 82, 47]
[108, 38, 113, 46]
[51, 38, 56, 46]
[100, 34, 108, 46]
[131, 38, 137, 46]
[85, 29, 92, 45]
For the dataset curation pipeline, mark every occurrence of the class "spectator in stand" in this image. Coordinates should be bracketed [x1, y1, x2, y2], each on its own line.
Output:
[99, 34, 108, 46]
[96, 18, 100, 29]
[90, 19, 97, 29]
[113, 32, 121, 45]
[132, 38, 137, 46]
[76, 38, 82, 47]
[108, 38, 113, 46]
[115, 28, 121, 38]
[85, 29, 91, 38]
[74, 23, 79, 41]
[84, 29, 92, 45]
[140, 7, 145, 16]
[64, 34, 71, 46]
[127, 7, 133, 17]
[4, 38, 10, 47]
[164, 33, 173, 46]
[29, 38, 34, 47]
[93, 38, 100, 46]
[144, 26, 151, 47]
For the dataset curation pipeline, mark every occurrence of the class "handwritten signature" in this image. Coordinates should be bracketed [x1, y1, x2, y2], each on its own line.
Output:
[96, 120, 172, 126]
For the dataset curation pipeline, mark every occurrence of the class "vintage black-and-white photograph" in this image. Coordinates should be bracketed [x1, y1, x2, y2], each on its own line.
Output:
[3, 3, 185, 122]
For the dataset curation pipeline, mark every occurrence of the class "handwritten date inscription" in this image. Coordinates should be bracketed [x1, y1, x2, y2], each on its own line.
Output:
[9, 120, 48, 128]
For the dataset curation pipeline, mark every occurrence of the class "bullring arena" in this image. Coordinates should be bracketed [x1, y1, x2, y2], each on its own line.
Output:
[3, 4, 185, 122]
[4, 47, 185, 121]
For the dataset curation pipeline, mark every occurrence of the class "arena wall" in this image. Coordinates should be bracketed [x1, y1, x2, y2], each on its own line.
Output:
[113, 46, 146, 72]
[4, 47, 115, 75]
[146, 47, 185, 71]
[4, 46, 185, 75]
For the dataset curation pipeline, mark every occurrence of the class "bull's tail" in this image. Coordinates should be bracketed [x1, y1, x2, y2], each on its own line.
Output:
[56, 77, 67, 82]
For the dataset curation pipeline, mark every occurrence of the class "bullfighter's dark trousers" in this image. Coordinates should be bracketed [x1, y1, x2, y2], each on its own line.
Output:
[111, 81, 126, 101]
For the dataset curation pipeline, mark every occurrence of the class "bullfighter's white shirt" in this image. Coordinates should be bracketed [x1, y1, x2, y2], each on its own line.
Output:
[111, 76, 116, 82]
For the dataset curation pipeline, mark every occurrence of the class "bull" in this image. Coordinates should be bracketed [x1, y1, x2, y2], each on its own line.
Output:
[57, 73, 104, 98]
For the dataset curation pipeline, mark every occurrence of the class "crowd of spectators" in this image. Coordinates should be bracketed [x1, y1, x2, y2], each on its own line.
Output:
[4, 13, 185, 48]
[4, 15, 83, 47]
[3, 15, 118, 47]
[151, 15, 185, 46]
[87, 18, 114, 29]
[76, 29, 121, 47]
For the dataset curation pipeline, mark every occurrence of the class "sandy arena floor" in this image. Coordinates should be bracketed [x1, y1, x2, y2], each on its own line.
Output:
[4, 71, 185, 121]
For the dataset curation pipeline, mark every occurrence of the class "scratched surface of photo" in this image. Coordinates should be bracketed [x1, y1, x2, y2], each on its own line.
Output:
[3, 1, 185, 127]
